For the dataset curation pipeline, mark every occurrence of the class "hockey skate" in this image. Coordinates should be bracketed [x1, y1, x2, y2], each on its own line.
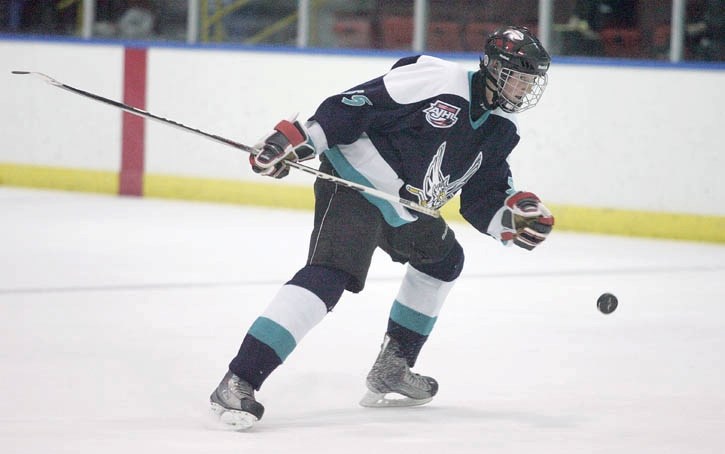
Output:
[210, 371, 265, 430]
[360, 335, 438, 408]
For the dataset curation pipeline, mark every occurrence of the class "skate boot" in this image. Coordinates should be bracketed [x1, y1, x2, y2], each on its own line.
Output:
[360, 334, 438, 408]
[210, 371, 265, 430]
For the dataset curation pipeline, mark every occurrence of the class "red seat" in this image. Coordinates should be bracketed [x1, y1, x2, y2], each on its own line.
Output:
[654, 25, 670, 47]
[600, 28, 642, 58]
[381, 16, 414, 49]
[333, 18, 372, 48]
[427, 21, 463, 51]
[464, 22, 504, 51]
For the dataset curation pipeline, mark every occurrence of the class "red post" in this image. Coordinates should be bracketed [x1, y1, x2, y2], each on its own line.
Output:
[119, 47, 147, 196]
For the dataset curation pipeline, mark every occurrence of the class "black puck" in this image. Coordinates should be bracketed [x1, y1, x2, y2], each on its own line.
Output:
[597, 293, 618, 314]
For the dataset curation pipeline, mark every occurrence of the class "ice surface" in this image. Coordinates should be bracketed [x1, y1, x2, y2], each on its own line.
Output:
[1, 187, 724, 454]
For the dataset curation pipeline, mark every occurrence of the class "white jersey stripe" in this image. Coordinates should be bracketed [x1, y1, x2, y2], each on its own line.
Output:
[384, 55, 470, 105]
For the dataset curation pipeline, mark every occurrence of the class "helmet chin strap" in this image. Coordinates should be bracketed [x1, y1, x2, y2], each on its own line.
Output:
[476, 57, 501, 111]
[481, 68, 501, 111]
[471, 66, 498, 114]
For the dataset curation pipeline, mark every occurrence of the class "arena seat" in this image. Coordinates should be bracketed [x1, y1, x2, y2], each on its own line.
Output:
[464, 22, 504, 51]
[381, 16, 414, 49]
[427, 21, 463, 51]
[333, 18, 372, 48]
[600, 28, 642, 58]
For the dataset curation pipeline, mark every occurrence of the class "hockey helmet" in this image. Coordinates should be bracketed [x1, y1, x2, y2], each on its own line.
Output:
[480, 26, 551, 113]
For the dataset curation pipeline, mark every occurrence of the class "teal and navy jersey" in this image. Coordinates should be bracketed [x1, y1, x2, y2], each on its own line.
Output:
[309, 55, 520, 235]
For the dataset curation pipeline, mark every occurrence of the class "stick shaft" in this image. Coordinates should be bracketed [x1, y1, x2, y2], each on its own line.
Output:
[12, 71, 439, 218]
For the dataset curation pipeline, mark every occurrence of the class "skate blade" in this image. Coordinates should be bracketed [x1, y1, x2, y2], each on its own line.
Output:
[210, 402, 258, 431]
[359, 390, 433, 408]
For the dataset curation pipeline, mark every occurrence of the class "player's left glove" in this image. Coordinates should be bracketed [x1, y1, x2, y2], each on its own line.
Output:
[500, 191, 555, 250]
[250, 118, 316, 179]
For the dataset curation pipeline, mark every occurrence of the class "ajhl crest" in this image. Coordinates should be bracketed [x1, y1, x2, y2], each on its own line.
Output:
[423, 100, 461, 128]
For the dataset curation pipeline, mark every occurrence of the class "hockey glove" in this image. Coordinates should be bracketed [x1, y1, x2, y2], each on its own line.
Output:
[250, 118, 316, 179]
[500, 191, 555, 250]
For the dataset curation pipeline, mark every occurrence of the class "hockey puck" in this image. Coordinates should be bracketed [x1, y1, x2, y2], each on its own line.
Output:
[597, 293, 618, 314]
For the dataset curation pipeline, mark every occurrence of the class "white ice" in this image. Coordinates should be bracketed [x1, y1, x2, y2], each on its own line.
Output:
[1, 187, 724, 454]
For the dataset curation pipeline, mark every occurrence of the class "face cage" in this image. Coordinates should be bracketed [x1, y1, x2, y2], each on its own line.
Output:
[495, 67, 548, 113]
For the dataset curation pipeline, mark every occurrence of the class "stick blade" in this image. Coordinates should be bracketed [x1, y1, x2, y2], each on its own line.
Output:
[11, 71, 61, 86]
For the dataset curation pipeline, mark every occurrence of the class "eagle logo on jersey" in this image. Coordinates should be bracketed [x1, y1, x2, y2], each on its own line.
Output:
[405, 142, 483, 209]
[423, 100, 461, 128]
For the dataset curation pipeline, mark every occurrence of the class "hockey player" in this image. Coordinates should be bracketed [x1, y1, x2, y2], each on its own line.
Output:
[210, 26, 555, 429]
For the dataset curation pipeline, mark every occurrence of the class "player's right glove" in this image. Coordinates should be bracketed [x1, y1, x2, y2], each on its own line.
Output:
[500, 191, 555, 250]
[250, 118, 316, 179]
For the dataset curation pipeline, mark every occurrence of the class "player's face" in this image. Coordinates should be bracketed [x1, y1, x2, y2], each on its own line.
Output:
[486, 60, 547, 113]
[495, 65, 547, 113]
[501, 71, 536, 105]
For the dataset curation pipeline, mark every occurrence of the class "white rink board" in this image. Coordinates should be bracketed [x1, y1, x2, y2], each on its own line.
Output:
[1, 41, 123, 171]
[145, 48, 397, 184]
[1, 39, 724, 215]
[513, 64, 725, 214]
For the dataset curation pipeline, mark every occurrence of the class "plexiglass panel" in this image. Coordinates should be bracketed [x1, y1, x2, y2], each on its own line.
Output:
[0, 1, 721, 61]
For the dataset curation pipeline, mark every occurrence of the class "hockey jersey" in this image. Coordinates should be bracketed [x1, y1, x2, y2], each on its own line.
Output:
[308, 55, 520, 236]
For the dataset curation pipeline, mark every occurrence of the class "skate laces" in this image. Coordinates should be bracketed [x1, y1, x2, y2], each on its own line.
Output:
[402, 367, 432, 390]
[375, 347, 432, 391]
[229, 375, 254, 399]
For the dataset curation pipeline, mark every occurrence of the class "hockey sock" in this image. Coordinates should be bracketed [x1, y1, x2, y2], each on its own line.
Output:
[287, 265, 350, 311]
[387, 243, 463, 366]
[386, 265, 456, 366]
[230, 265, 350, 389]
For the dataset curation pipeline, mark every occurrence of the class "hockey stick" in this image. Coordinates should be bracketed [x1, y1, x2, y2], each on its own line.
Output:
[11, 71, 440, 218]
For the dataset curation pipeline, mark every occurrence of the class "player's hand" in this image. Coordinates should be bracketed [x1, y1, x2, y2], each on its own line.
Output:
[250, 118, 316, 179]
[500, 191, 554, 250]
